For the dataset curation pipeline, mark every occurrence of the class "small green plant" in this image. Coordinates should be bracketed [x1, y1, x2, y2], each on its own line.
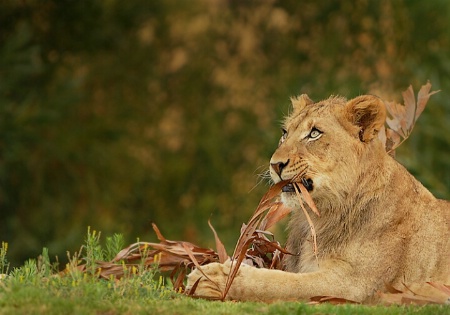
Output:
[37, 247, 56, 277]
[0, 241, 9, 276]
[9, 258, 39, 283]
[105, 233, 125, 261]
[6, 247, 58, 284]
[84, 226, 104, 275]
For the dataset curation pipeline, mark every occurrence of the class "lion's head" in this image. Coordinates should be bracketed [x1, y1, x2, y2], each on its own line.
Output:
[270, 94, 387, 209]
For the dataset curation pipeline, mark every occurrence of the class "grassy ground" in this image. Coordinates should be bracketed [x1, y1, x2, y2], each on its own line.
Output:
[0, 231, 448, 315]
[1, 283, 448, 315]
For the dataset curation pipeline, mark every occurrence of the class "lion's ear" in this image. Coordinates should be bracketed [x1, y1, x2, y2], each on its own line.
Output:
[345, 95, 386, 142]
[290, 94, 313, 113]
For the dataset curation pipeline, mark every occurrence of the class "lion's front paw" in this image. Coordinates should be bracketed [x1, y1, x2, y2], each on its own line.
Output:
[186, 262, 230, 299]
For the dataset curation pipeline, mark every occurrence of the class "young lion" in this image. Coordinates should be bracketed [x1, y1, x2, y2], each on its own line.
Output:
[187, 94, 450, 303]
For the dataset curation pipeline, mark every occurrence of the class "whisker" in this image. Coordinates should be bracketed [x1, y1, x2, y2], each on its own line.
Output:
[253, 164, 268, 174]
[249, 165, 273, 193]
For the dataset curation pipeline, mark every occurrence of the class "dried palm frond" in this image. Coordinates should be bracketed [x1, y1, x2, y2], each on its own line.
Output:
[378, 81, 439, 155]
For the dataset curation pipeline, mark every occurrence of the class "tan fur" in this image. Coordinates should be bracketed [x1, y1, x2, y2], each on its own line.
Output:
[187, 95, 450, 303]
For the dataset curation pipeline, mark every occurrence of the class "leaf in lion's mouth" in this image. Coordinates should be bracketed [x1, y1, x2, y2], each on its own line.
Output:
[281, 183, 295, 192]
[282, 178, 313, 192]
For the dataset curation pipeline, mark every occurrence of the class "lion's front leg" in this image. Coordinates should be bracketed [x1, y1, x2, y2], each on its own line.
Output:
[186, 261, 314, 302]
[187, 259, 374, 302]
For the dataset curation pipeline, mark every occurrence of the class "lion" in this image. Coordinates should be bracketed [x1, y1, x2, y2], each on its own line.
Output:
[186, 94, 450, 303]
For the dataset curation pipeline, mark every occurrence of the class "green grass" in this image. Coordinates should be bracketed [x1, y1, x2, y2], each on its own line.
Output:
[0, 230, 448, 315]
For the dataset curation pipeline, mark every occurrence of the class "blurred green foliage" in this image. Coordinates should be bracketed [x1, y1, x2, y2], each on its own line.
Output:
[1, 0, 449, 266]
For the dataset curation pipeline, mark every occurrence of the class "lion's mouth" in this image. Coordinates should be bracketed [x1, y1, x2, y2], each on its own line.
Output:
[282, 178, 313, 192]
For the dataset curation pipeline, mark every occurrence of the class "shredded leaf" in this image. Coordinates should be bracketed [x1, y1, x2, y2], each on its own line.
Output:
[293, 183, 319, 264]
[308, 296, 359, 305]
[208, 219, 229, 263]
[380, 81, 439, 154]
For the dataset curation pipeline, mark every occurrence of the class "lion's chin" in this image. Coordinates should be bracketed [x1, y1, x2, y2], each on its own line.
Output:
[280, 193, 301, 209]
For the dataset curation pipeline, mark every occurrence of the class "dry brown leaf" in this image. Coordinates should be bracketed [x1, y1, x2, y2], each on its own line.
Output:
[381, 81, 439, 154]
[416, 81, 440, 120]
[152, 223, 167, 242]
[170, 263, 187, 292]
[186, 277, 202, 297]
[221, 180, 290, 299]
[294, 181, 320, 217]
[402, 85, 416, 133]
[260, 202, 291, 231]
[385, 105, 407, 138]
[309, 296, 359, 305]
[244, 229, 291, 269]
[294, 183, 318, 263]
[208, 219, 229, 263]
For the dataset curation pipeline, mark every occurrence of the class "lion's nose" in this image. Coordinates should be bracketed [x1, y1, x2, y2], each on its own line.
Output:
[270, 159, 289, 177]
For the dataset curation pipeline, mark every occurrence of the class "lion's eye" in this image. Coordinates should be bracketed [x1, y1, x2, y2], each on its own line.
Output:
[308, 128, 322, 139]
[279, 128, 288, 145]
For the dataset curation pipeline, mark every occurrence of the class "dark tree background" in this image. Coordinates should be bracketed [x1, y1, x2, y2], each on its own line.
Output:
[1, 0, 449, 266]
